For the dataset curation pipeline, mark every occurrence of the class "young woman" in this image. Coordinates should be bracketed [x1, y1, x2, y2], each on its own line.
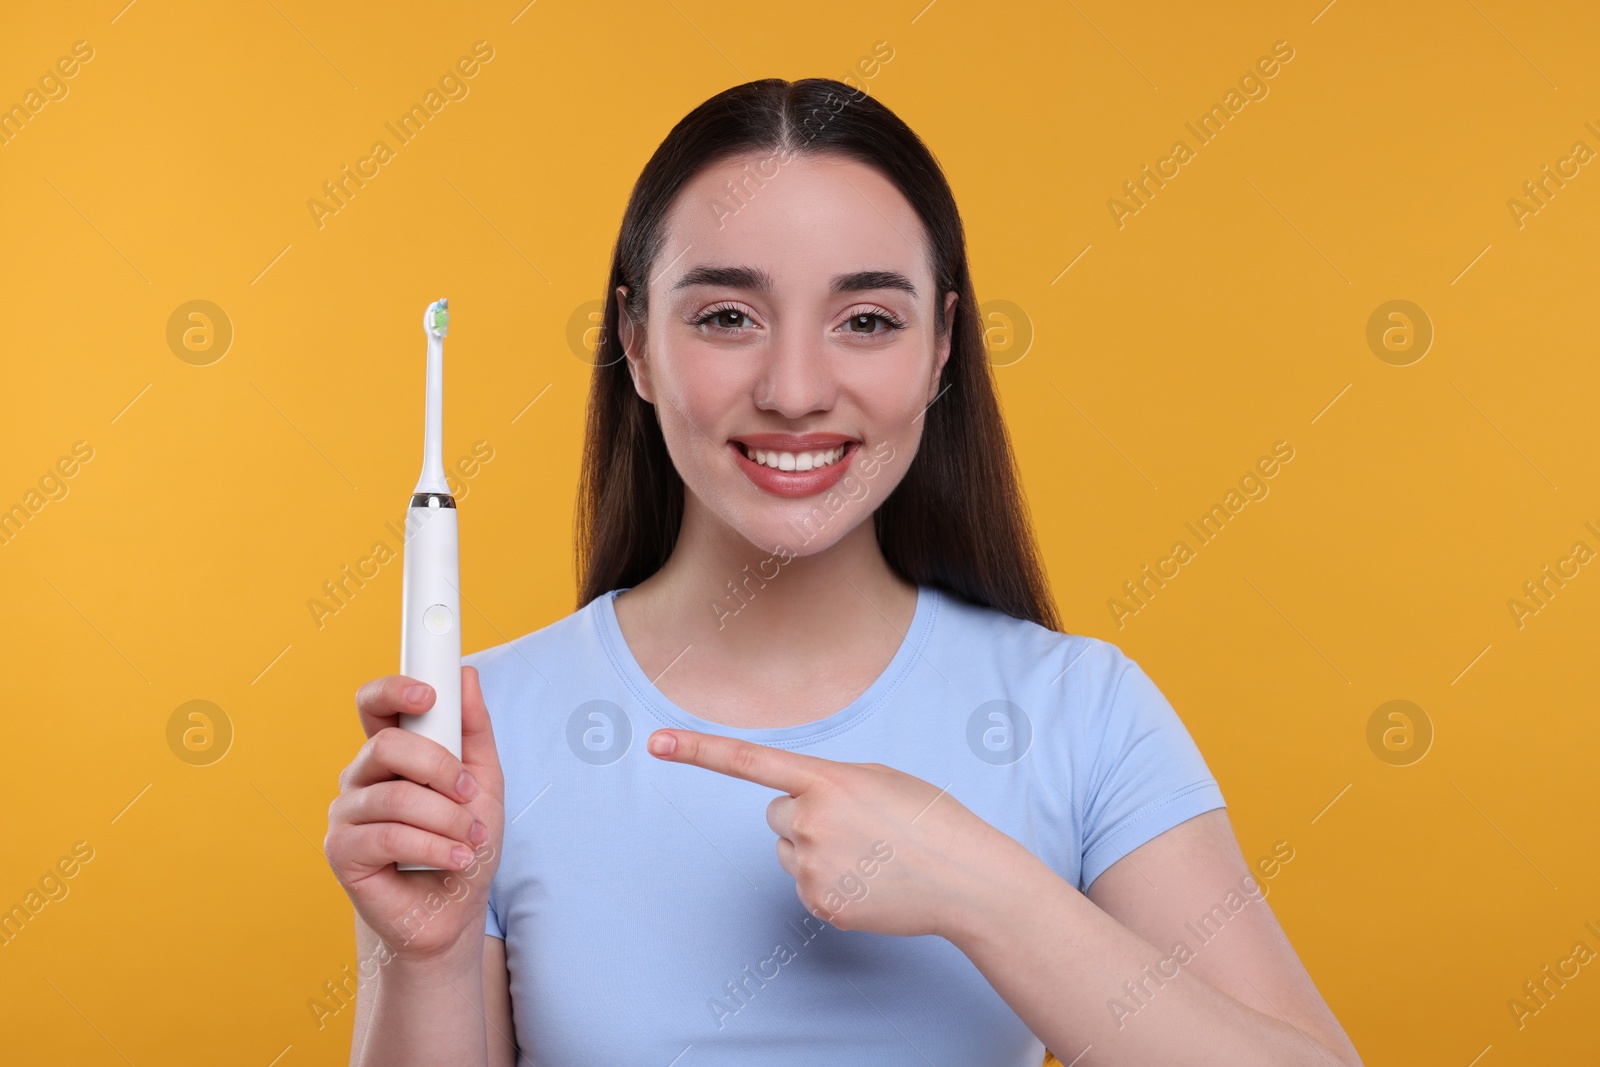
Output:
[325, 78, 1362, 1066]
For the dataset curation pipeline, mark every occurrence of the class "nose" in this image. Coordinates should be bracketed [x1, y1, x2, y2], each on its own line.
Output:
[754, 326, 836, 419]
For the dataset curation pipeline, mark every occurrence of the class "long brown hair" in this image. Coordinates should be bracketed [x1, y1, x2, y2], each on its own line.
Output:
[575, 77, 1059, 632]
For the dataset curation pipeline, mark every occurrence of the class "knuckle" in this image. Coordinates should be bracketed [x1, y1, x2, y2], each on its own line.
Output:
[789, 806, 812, 841]
[378, 779, 408, 818]
[370, 727, 402, 767]
[730, 744, 763, 778]
[376, 821, 406, 857]
[401, 782, 436, 826]
[812, 764, 844, 791]
[799, 800, 833, 839]
[433, 744, 460, 787]
[360, 780, 392, 822]
[355, 676, 386, 713]
[373, 780, 415, 827]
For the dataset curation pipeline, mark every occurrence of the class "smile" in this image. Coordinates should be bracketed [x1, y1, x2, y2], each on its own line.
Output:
[727, 438, 861, 498]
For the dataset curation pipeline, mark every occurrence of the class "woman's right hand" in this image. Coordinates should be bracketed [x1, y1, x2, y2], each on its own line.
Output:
[324, 665, 505, 962]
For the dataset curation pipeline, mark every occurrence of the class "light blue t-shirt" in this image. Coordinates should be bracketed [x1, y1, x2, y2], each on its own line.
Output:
[464, 582, 1225, 1065]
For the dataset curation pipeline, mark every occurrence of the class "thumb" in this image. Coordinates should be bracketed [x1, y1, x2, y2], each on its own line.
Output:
[460, 665, 503, 788]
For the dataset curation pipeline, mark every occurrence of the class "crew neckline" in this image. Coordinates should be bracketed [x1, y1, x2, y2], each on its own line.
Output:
[594, 582, 940, 748]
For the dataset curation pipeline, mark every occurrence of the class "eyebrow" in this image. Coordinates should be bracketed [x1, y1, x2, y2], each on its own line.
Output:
[670, 265, 918, 298]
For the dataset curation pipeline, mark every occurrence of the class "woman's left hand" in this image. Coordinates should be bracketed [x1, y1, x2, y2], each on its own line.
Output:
[646, 728, 1021, 940]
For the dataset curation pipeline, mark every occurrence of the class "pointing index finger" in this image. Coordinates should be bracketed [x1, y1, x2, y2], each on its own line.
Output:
[648, 729, 824, 795]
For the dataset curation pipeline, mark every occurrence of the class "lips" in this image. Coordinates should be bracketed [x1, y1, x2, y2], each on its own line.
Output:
[726, 435, 861, 498]
[728, 432, 858, 451]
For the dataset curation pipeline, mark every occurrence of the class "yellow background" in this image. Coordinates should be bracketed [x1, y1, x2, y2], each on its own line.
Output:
[3, 0, 1597, 1063]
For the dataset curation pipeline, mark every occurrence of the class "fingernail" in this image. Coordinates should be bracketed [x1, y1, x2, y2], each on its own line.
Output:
[452, 846, 473, 868]
[648, 731, 676, 757]
[456, 770, 479, 799]
[469, 820, 488, 846]
[406, 684, 431, 705]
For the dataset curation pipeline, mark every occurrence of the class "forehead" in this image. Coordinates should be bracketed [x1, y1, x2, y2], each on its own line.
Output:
[658, 152, 931, 294]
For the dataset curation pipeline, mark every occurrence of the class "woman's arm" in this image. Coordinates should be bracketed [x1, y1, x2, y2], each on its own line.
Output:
[645, 728, 1360, 1064]
[347, 923, 521, 1066]
[948, 809, 1362, 1067]
[484, 935, 524, 1067]
[348, 912, 490, 1066]
[330, 667, 510, 1066]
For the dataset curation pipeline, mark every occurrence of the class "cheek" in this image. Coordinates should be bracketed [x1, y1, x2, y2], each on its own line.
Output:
[852, 350, 934, 441]
[652, 348, 749, 468]
[658, 338, 753, 409]
[832, 369, 928, 501]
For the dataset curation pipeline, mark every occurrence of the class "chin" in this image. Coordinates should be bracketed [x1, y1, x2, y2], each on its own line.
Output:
[681, 437, 905, 558]
[722, 501, 864, 558]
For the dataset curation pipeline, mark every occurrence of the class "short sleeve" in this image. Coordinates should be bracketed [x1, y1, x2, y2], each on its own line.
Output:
[467, 645, 506, 941]
[1076, 651, 1226, 892]
[485, 888, 504, 939]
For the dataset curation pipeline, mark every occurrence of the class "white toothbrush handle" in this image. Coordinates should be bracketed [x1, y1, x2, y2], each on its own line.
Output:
[397, 499, 462, 871]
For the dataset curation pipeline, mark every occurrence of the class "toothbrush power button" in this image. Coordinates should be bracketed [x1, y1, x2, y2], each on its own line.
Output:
[423, 604, 454, 635]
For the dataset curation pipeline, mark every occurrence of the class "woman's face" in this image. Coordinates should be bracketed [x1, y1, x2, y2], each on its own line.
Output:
[620, 151, 956, 557]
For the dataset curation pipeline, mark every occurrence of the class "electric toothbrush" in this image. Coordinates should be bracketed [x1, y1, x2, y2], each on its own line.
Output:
[398, 297, 462, 872]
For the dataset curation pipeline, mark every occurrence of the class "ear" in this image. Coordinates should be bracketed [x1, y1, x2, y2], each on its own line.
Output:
[617, 284, 654, 404]
[929, 290, 958, 400]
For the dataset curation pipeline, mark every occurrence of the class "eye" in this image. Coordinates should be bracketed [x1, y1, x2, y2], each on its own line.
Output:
[691, 302, 755, 333]
[840, 307, 908, 336]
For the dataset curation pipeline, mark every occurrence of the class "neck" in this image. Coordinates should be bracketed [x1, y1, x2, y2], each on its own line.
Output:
[617, 492, 918, 674]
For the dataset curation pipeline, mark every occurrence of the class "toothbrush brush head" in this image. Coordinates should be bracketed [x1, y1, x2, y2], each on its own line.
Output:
[425, 298, 450, 339]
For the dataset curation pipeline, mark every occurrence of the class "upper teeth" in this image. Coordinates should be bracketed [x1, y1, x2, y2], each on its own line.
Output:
[743, 444, 847, 471]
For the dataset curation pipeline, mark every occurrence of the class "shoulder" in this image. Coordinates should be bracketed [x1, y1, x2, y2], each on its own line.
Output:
[930, 586, 1198, 773]
[927, 588, 1225, 890]
[931, 585, 1141, 708]
[461, 594, 609, 708]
